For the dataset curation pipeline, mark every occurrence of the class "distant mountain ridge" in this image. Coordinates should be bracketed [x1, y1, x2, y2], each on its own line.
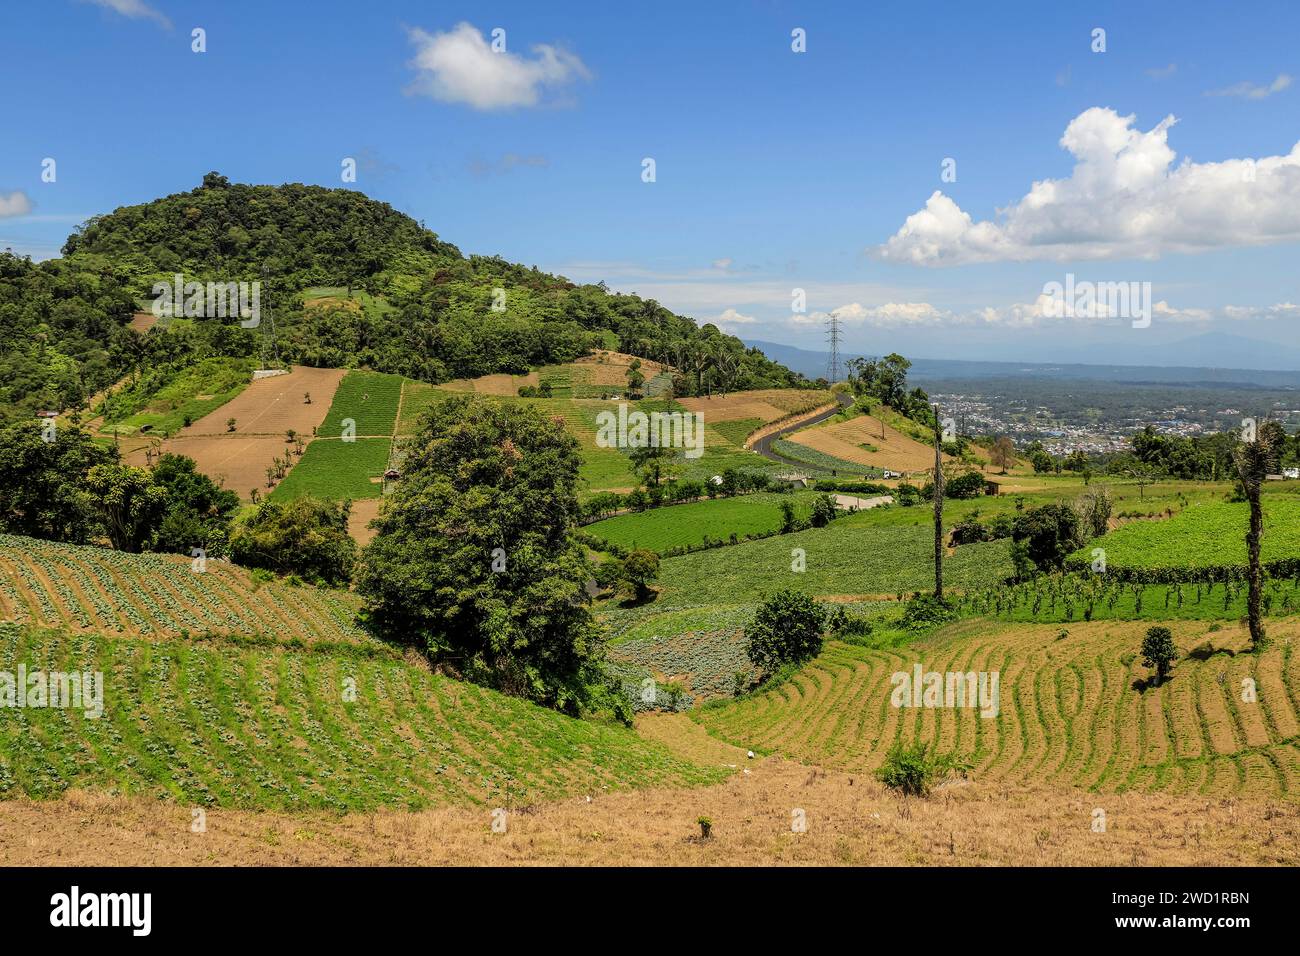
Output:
[746, 336, 1300, 386]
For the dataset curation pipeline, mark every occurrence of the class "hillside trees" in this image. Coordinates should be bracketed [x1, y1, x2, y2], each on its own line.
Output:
[0, 251, 136, 421]
[150, 453, 241, 556]
[357, 396, 610, 713]
[0, 422, 115, 543]
[229, 497, 356, 586]
[84, 463, 169, 553]
[31, 175, 811, 398]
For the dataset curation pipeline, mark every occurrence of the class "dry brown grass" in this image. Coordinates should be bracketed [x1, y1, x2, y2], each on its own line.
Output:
[3, 759, 1294, 866]
[440, 372, 540, 396]
[678, 389, 833, 424]
[127, 311, 158, 333]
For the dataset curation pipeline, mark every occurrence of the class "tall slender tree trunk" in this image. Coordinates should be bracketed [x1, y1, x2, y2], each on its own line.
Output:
[1246, 486, 1264, 647]
[933, 404, 944, 600]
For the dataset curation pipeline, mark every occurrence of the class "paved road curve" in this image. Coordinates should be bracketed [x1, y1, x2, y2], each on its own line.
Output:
[750, 392, 855, 470]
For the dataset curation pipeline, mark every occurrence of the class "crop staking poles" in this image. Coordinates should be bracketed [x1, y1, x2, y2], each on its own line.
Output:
[933, 402, 944, 600]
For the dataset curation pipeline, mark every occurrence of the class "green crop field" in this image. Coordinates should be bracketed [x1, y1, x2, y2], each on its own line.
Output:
[709, 418, 763, 447]
[318, 370, 404, 437]
[0, 534, 368, 645]
[959, 573, 1300, 623]
[1068, 498, 1300, 579]
[654, 515, 1015, 605]
[270, 437, 390, 501]
[0, 623, 725, 810]
[99, 357, 257, 436]
[586, 492, 820, 553]
[771, 438, 871, 474]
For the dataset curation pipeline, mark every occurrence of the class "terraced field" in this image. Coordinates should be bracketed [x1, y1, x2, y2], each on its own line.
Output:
[696, 617, 1300, 799]
[784, 409, 951, 474]
[678, 389, 834, 423]
[0, 623, 725, 810]
[0, 535, 367, 646]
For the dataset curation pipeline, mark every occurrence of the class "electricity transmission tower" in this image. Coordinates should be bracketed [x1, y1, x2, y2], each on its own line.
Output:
[825, 312, 842, 382]
[258, 267, 281, 370]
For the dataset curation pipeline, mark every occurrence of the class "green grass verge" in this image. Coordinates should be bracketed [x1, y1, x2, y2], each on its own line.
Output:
[269, 438, 390, 501]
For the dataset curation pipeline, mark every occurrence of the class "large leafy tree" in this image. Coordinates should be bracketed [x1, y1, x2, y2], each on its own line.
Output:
[150, 453, 241, 556]
[1011, 504, 1082, 573]
[357, 395, 606, 713]
[0, 422, 116, 543]
[744, 589, 827, 675]
[847, 353, 913, 409]
[84, 462, 169, 553]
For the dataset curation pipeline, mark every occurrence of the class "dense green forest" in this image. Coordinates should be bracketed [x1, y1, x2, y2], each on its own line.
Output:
[1, 172, 807, 423]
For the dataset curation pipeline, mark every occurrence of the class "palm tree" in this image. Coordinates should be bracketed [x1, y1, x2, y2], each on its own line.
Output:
[712, 342, 739, 396]
[1235, 425, 1280, 650]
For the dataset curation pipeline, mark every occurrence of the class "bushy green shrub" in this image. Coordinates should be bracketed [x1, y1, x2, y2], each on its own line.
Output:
[899, 593, 957, 632]
[875, 742, 967, 797]
[744, 588, 827, 674]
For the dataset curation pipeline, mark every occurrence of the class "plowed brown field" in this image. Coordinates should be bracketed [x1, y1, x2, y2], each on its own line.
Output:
[121, 366, 345, 496]
[786, 412, 952, 473]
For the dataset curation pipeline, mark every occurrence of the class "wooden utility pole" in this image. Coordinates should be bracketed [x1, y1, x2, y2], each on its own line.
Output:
[932, 403, 944, 600]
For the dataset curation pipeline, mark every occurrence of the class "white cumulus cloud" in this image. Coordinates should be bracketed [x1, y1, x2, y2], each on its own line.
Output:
[713, 308, 756, 326]
[0, 191, 33, 218]
[875, 107, 1300, 264]
[827, 302, 953, 327]
[81, 0, 171, 29]
[405, 23, 590, 110]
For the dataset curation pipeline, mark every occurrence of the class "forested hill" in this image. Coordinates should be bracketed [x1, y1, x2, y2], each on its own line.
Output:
[62, 171, 463, 286]
[2, 172, 808, 421]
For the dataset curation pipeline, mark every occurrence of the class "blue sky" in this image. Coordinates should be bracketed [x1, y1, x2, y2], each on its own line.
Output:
[2, 0, 1298, 364]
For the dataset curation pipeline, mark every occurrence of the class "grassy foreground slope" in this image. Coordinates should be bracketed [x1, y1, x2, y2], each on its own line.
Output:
[695, 617, 1300, 799]
[0, 623, 725, 810]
